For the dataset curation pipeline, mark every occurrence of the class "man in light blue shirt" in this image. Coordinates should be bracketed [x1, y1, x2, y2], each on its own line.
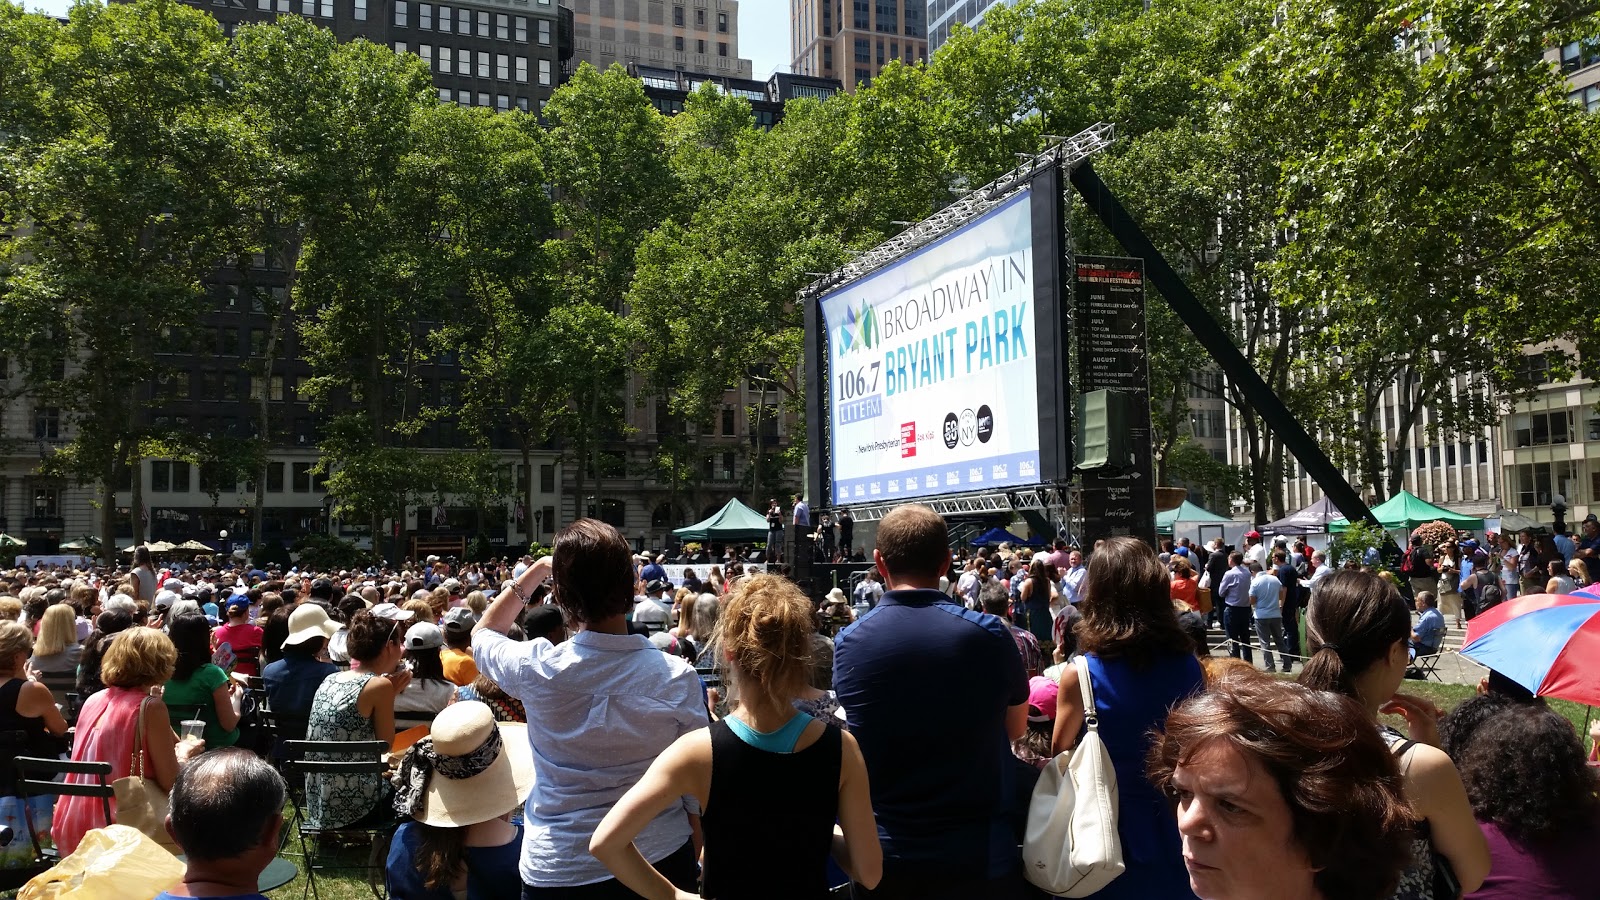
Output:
[1247, 560, 1289, 673]
[1216, 552, 1254, 664]
[474, 521, 708, 893]
[1411, 591, 1445, 658]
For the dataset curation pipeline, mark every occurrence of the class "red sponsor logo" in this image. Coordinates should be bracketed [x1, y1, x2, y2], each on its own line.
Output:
[900, 422, 917, 458]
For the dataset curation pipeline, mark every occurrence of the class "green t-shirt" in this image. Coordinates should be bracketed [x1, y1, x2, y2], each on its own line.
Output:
[164, 663, 240, 749]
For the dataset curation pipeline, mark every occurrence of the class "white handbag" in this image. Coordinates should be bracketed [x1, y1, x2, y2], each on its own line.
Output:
[1022, 656, 1125, 897]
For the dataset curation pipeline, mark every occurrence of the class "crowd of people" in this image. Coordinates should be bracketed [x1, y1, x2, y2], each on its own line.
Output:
[0, 505, 1595, 900]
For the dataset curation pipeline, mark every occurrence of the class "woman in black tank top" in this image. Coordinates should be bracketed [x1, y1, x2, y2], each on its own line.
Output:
[591, 574, 881, 899]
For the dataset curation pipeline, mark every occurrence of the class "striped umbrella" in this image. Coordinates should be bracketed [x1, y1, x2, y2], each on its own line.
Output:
[1460, 593, 1600, 706]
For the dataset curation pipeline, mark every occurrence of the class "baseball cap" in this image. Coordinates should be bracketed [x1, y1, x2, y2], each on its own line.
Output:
[443, 577, 462, 593]
[225, 594, 250, 613]
[441, 607, 477, 633]
[405, 621, 444, 650]
[1174, 547, 1189, 558]
[153, 591, 178, 611]
[372, 602, 416, 622]
[1027, 675, 1058, 724]
[521, 605, 565, 639]
[1245, 530, 1261, 539]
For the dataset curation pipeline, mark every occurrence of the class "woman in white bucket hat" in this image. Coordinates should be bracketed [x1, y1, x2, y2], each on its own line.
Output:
[386, 700, 536, 900]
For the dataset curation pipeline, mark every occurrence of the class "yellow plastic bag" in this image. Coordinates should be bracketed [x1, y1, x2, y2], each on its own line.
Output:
[18, 824, 183, 900]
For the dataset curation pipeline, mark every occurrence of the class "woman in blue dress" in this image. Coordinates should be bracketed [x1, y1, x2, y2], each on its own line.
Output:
[1052, 536, 1204, 899]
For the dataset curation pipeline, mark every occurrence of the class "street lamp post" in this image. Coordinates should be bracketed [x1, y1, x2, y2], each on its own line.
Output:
[1552, 493, 1568, 535]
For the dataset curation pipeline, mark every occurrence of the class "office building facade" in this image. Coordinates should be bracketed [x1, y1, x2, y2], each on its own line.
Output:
[566, 0, 753, 79]
[790, 0, 928, 90]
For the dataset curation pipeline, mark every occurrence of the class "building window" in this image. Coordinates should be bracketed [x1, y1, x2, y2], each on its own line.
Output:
[541, 505, 555, 534]
[537, 18, 549, 44]
[477, 10, 489, 36]
[419, 2, 432, 27]
[394, 40, 407, 54]
[420, 44, 433, 69]
[718, 41, 726, 56]
[438, 5, 451, 31]
[457, 89, 470, 105]
[477, 91, 490, 106]
[497, 93, 509, 109]
[1509, 410, 1573, 448]
[721, 407, 735, 435]
[697, 38, 705, 53]
[1512, 461, 1579, 508]
[266, 462, 284, 492]
[539, 58, 551, 84]
[695, 7, 704, 24]
[495, 12, 508, 38]
[301, 0, 313, 15]
[496, 53, 509, 78]
[515, 15, 527, 40]
[477, 50, 489, 76]
[394, 0, 407, 26]
[33, 406, 59, 440]
[515, 56, 527, 81]
[673, 5, 683, 25]
[536, 464, 554, 493]
[293, 462, 313, 493]
[439, 47, 452, 72]
[517, 97, 528, 111]
[458, 48, 470, 72]
[674, 35, 684, 51]
[721, 452, 735, 481]
[717, 10, 727, 31]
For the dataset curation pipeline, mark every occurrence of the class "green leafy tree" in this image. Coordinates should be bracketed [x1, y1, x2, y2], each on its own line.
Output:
[0, 0, 248, 559]
[543, 63, 674, 517]
[286, 38, 442, 555]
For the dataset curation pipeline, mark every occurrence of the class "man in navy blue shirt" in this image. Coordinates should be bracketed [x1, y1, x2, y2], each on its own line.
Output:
[834, 504, 1030, 899]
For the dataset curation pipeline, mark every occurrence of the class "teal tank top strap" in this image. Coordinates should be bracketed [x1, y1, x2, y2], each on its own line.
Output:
[724, 711, 815, 753]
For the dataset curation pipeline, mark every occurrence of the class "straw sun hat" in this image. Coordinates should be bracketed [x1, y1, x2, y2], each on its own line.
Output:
[391, 701, 535, 828]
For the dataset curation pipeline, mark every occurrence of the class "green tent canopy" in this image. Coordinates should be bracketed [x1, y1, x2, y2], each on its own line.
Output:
[1156, 500, 1233, 536]
[672, 498, 772, 542]
[1328, 490, 1484, 533]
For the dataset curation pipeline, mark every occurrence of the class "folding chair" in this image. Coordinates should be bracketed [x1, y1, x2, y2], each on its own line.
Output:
[1407, 650, 1446, 682]
[282, 739, 392, 900]
[12, 756, 114, 870]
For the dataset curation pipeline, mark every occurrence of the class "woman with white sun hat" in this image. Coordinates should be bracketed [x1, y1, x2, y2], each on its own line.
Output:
[386, 700, 536, 900]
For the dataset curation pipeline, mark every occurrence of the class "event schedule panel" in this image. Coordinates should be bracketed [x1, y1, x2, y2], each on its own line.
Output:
[820, 190, 1045, 504]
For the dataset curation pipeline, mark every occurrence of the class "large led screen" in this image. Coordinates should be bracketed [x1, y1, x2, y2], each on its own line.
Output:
[818, 187, 1055, 505]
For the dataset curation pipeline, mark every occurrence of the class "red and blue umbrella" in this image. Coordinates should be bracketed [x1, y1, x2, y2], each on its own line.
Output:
[1460, 593, 1600, 707]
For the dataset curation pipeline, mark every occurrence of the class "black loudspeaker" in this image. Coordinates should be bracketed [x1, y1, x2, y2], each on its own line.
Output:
[746, 550, 764, 563]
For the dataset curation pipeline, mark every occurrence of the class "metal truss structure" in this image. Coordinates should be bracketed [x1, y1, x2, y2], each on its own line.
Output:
[797, 122, 1114, 302]
[845, 487, 1076, 523]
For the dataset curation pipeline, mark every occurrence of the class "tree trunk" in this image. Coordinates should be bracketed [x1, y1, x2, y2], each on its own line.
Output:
[130, 454, 145, 546]
[99, 454, 119, 565]
[588, 381, 604, 524]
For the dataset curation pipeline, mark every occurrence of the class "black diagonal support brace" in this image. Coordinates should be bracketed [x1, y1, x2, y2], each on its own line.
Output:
[1068, 161, 1381, 531]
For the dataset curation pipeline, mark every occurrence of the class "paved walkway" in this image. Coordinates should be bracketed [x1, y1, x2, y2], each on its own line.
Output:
[1204, 613, 1486, 687]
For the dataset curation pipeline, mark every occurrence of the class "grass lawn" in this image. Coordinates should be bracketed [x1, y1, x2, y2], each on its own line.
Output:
[1381, 680, 1596, 738]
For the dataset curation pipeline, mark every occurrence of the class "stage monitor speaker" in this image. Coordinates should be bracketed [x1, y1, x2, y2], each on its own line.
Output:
[1075, 389, 1135, 471]
[746, 550, 764, 563]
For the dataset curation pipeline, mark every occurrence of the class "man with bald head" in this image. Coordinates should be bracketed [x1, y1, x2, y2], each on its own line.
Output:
[156, 750, 286, 900]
